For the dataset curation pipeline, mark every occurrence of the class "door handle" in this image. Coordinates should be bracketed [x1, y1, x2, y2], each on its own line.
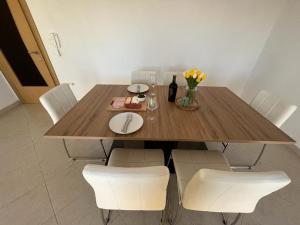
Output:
[28, 51, 40, 55]
[28, 51, 43, 60]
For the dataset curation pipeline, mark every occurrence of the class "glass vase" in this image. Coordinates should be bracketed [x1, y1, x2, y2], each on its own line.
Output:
[186, 86, 198, 104]
[175, 86, 199, 110]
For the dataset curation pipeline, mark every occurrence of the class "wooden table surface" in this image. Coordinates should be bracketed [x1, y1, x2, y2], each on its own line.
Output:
[44, 85, 295, 144]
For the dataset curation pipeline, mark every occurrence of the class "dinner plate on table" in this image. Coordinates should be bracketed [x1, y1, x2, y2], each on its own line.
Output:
[109, 112, 144, 134]
[127, 84, 149, 93]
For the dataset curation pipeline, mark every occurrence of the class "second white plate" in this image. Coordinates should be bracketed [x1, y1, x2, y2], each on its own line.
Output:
[109, 112, 144, 134]
[127, 84, 149, 93]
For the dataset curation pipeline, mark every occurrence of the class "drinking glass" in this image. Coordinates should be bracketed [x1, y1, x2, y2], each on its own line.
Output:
[147, 93, 158, 120]
[150, 74, 157, 91]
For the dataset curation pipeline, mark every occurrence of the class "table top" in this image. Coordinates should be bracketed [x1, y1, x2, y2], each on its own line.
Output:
[44, 85, 295, 144]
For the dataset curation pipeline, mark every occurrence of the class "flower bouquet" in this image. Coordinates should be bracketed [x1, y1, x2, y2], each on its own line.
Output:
[177, 68, 207, 110]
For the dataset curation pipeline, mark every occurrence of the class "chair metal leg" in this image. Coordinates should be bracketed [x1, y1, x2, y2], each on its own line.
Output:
[160, 210, 165, 225]
[100, 139, 109, 160]
[62, 139, 73, 160]
[167, 154, 172, 167]
[164, 183, 173, 224]
[251, 144, 267, 168]
[230, 144, 267, 170]
[222, 213, 227, 224]
[169, 204, 182, 225]
[104, 209, 111, 223]
[100, 208, 108, 225]
[222, 213, 242, 225]
[230, 213, 242, 225]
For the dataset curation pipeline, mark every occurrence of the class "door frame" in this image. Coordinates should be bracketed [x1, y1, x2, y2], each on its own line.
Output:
[1, 0, 59, 94]
[0, 51, 23, 101]
[17, 0, 59, 86]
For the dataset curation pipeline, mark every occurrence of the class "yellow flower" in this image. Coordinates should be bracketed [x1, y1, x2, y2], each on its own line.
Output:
[201, 73, 207, 80]
[196, 72, 207, 83]
[189, 69, 195, 75]
[184, 71, 190, 78]
[184, 68, 207, 81]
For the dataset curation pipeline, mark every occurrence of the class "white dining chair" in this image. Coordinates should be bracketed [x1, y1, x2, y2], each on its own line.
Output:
[249, 90, 272, 113]
[223, 90, 274, 150]
[221, 90, 297, 169]
[131, 70, 160, 85]
[264, 101, 297, 128]
[249, 90, 297, 127]
[83, 148, 170, 225]
[39, 83, 111, 161]
[170, 149, 291, 225]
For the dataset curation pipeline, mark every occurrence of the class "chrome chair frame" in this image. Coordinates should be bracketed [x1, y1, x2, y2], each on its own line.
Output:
[168, 196, 243, 225]
[100, 208, 165, 225]
[222, 143, 267, 170]
[62, 139, 109, 162]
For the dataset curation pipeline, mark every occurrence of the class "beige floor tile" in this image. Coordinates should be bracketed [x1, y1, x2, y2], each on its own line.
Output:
[0, 107, 30, 139]
[248, 196, 299, 225]
[112, 211, 162, 225]
[0, 184, 55, 225]
[41, 216, 58, 225]
[45, 161, 103, 212]
[0, 163, 43, 209]
[0, 134, 32, 151]
[1, 104, 300, 225]
[31, 137, 74, 180]
[55, 194, 102, 225]
[0, 137, 39, 175]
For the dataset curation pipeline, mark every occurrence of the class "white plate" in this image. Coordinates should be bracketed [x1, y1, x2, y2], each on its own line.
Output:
[127, 84, 149, 93]
[109, 112, 144, 134]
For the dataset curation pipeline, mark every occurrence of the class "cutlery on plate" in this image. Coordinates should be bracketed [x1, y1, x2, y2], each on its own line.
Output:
[121, 113, 133, 133]
[137, 84, 141, 93]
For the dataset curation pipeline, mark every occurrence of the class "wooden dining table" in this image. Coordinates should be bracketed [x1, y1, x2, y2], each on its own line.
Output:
[44, 84, 295, 169]
[45, 85, 294, 144]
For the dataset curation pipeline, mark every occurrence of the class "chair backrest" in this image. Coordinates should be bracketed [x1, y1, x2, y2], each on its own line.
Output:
[250, 90, 297, 127]
[39, 84, 77, 124]
[82, 164, 170, 211]
[182, 169, 290, 213]
[162, 71, 186, 86]
[250, 90, 272, 113]
[265, 101, 297, 127]
[131, 70, 159, 85]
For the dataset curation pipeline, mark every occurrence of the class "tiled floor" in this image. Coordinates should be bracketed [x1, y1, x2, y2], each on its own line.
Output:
[0, 104, 300, 225]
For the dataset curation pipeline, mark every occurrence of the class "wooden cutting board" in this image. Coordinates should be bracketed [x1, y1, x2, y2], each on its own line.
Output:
[107, 97, 147, 112]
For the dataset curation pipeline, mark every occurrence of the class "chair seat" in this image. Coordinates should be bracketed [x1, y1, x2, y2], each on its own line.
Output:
[108, 148, 164, 167]
[172, 150, 231, 199]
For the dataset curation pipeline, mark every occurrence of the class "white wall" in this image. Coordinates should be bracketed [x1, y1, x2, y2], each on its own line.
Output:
[0, 71, 19, 110]
[242, 0, 300, 147]
[25, 0, 286, 99]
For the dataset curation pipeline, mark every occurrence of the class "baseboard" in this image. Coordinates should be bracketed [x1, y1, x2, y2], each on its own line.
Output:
[0, 101, 20, 116]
